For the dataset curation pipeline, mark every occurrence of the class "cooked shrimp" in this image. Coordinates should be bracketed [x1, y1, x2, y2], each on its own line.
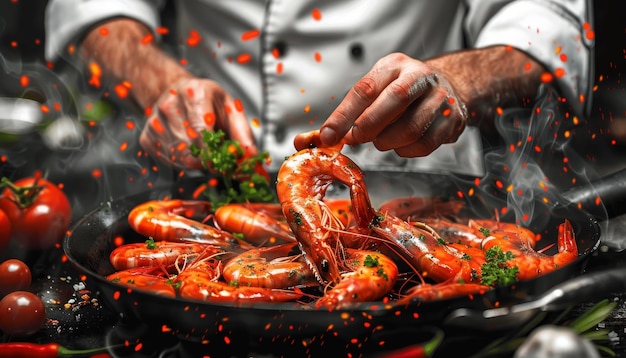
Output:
[214, 202, 296, 246]
[176, 259, 303, 304]
[315, 248, 399, 310]
[276, 148, 376, 284]
[128, 199, 253, 250]
[222, 243, 317, 288]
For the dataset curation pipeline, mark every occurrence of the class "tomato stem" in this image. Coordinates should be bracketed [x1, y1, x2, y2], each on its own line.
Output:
[0, 177, 45, 208]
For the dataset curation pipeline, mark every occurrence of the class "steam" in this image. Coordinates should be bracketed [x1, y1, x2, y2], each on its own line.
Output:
[457, 85, 607, 231]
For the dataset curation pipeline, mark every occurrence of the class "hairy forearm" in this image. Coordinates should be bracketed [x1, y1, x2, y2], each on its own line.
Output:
[80, 18, 193, 108]
[427, 46, 547, 126]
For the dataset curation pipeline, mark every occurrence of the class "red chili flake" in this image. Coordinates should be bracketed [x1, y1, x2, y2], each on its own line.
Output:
[19, 75, 29, 87]
[224, 104, 232, 114]
[496, 107, 503, 115]
[134, 342, 143, 352]
[187, 30, 201, 46]
[113, 291, 121, 300]
[136, 34, 153, 46]
[119, 142, 128, 151]
[156, 27, 169, 35]
[534, 145, 541, 152]
[67, 44, 76, 55]
[241, 29, 260, 41]
[204, 112, 215, 126]
[559, 53, 568, 62]
[98, 27, 109, 36]
[495, 180, 503, 189]
[113, 236, 124, 246]
[88, 61, 102, 87]
[92, 169, 102, 179]
[234, 98, 244, 112]
[311, 8, 322, 20]
[114, 84, 129, 99]
[276, 62, 283, 74]
[150, 117, 165, 133]
[540, 72, 554, 83]
[125, 120, 135, 130]
[314, 52, 322, 62]
[186, 127, 198, 140]
[585, 29, 595, 40]
[272, 48, 281, 59]
[209, 178, 219, 187]
[237, 53, 252, 64]
[53, 102, 61, 111]
[554, 68, 565, 78]
[180, 58, 188, 66]
[442, 108, 451, 116]
[524, 62, 532, 72]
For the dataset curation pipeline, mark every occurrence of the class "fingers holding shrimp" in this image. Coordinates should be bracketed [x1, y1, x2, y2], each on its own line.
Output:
[318, 52, 468, 157]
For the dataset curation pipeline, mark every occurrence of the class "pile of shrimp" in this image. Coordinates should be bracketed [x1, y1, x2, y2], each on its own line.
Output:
[106, 147, 579, 311]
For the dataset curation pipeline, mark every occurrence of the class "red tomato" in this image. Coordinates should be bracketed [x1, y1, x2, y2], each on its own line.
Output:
[0, 259, 32, 296]
[0, 177, 72, 250]
[0, 291, 46, 336]
[0, 209, 11, 250]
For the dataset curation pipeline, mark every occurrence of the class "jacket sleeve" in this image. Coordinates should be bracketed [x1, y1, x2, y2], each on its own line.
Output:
[464, 0, 594, 117]
[44, 0, 164, 62]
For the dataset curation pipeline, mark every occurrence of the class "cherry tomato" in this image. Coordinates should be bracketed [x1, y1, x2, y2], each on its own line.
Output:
[0, 209, 11, 250]
[0, 259, 32, 296]
[0, 176, 72, 250]
[0, 291, 46, 336]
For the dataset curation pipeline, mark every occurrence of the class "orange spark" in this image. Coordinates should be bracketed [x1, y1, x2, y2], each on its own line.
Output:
[241, 29, 260, 41]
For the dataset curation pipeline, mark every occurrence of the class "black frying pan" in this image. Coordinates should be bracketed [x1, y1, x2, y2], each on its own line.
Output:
[63, 168, 626, 356]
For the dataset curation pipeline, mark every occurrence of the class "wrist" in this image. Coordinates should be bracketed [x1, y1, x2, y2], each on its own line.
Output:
[427, 46, 546, 126]
[81, 18, 193, 108]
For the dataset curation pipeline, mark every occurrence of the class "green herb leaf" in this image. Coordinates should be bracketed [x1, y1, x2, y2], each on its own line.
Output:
[190, 129, 276, 208]
[480, 246, 519, 287]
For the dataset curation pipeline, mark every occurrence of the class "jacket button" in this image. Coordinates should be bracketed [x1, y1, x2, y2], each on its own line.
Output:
[350, 43, 364, 60]
[272, 41, 288, 58]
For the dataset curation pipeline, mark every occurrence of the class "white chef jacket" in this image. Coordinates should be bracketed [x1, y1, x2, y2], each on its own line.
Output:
[44, 0, 593, 175]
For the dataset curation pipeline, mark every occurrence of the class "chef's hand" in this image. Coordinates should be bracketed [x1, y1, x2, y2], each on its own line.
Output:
[308, 52, 468, 157]
[140, 77, 259, 169]
[307, 48, 547, 156]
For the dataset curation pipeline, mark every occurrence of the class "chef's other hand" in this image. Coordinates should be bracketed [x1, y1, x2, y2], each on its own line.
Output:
[316, 52, 468, 157]
[140, 77, 258, 169]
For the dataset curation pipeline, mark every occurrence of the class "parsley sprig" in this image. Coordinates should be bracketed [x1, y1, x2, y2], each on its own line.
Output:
[190, 129, 276, 208]
[480, 246, 519, 287]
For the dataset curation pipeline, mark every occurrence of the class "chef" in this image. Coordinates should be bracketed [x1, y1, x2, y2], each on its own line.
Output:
[44, 0, 593, 176]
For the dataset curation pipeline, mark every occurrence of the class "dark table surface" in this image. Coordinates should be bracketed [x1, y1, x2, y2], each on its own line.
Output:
[2, 240, 626, 358]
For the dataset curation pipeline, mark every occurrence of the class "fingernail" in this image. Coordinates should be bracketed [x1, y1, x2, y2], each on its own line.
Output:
[320, 127, 337, 145]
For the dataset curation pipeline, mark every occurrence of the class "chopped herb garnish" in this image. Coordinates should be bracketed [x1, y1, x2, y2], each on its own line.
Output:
[479, 227, 491, 237]
[363, 254, 380, 268]
[145, 237, 157, 249]
[190, 129, 275, 208]
[480, 246, 519, 287]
